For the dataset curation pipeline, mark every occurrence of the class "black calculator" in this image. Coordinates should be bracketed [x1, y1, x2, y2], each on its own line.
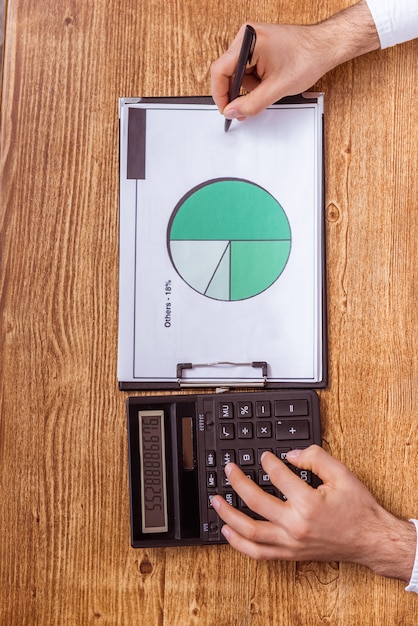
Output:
[127, 390, 321, 547]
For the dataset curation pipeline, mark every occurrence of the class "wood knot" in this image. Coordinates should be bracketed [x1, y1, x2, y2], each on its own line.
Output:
[326, 203, 341, 223]
[64, 16, 74, 27]
[139, 557, 153, 575]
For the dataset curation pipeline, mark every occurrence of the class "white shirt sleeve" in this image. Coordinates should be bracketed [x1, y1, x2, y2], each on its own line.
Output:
[405, 519, 418, 594]
[366, 0, 418, 48]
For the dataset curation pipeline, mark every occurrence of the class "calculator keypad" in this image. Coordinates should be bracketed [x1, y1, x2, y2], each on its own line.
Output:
[199, 391, 321, 543]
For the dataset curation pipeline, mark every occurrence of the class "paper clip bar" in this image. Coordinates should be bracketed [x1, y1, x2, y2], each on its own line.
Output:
[176, 361, 268, 388]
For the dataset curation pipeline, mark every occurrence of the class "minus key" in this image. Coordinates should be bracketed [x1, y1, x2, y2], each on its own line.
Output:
[256, 401, 271, 417]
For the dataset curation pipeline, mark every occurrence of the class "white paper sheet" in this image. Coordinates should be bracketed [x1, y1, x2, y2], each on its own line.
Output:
[118, 97, 325, 387]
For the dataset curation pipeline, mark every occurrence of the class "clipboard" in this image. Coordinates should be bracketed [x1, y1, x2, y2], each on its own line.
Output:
[118, 95, 327, 390]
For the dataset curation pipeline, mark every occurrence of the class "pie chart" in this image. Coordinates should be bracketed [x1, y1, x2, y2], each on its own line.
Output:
[167, 178, 291, 301]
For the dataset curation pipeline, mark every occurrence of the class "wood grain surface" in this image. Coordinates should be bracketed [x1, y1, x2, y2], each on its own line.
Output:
[0, 0, 417, 624]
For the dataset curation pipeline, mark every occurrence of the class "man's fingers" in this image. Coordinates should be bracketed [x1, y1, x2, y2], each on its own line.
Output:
[210, 55, 234, 112]
[220, 523, 294, 561]
[212, 494, 283, 546]
[210, 25, 249, 111]
[213, 493, 300, 558]
[223, 78, 285, 119]
[260, 452, 314, 507]
[221, 525, 278, 560]
[211, 23, 285, 118]
[220, 462, 288, 518]
[260, 446, 355, 508]
[285, 445, 354, 486]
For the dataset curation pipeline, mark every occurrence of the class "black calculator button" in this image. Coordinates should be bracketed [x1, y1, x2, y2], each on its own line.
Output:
[276, 448, 292, 462]
[220, 450, 235, 466]
[221, 472, 231, 487]
[238, 422, 253, 439]
[243, 470, 255, 481]
[256, 421, 272, 438]
[257, 448, 273, 463]
[274, 399, 308, 416]
[208, 494, 216, 508]
[223, 492, 237, 507]
[255, 400, 271, 417]
[206, 450, 216, 467]
[218, 402, 234, 419]
[276, 420, 310, 440]
[239, 449, 255, 466]
[205, 413, 214, 431]
[237, 402, 252, 418]
[207, 471, 217, 488]
[258, 469, 272, 486]
[219, 423, 235, 440]
[293, 467, 312, 483]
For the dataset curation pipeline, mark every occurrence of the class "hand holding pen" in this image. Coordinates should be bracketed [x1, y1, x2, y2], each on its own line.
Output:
[211, 12, 380, 123]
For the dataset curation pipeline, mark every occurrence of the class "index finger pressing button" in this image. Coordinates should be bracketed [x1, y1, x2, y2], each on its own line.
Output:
[221, 450, 235, 466]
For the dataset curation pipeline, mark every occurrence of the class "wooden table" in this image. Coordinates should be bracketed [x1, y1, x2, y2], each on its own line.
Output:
[1, 1, 417, 623]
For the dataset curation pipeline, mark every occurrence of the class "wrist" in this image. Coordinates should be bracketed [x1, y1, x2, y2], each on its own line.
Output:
[355, 509, 417, 582]
[315, 0, 380, 70]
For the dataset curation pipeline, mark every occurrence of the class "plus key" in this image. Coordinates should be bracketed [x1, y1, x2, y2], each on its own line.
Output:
[275, 420, 310, 440]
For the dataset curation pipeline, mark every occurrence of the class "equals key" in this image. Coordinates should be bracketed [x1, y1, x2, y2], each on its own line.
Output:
[274, 399, 308, 417]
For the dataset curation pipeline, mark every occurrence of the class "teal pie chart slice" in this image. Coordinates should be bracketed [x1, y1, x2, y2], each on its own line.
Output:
[167, 178, 292, 301]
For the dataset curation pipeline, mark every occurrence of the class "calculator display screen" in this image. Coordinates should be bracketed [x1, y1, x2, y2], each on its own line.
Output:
[138, 411, 168, 533]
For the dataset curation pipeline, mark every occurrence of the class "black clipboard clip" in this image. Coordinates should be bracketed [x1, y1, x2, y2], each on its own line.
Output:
[176, 361, 268, 389]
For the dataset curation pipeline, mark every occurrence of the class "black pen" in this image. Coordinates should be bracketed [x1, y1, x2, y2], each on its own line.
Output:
[224, 25, 257, 132]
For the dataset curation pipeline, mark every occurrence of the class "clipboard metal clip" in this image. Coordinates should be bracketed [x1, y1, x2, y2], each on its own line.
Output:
[176, 361, 268, 389]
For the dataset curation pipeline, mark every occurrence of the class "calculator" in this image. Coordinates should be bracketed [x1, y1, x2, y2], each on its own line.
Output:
[127, 390, 321, 547]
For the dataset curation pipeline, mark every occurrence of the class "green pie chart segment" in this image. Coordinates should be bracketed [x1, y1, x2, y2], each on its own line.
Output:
[168, 179, 292, 301]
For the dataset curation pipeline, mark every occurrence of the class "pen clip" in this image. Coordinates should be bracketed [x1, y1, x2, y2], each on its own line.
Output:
[247, 26, 256, 65]
[237, 25, 256, 67]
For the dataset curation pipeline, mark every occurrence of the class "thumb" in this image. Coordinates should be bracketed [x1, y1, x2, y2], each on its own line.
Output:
[286, 445, 351, 485]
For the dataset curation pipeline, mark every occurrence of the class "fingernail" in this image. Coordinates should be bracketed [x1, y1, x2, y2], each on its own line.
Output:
[224, 462, 233, 477]
[221, 525, 231, 540]
[224, 109, 238, 120]
[286, 449, 302, 460]
[212, 496, 220, 512]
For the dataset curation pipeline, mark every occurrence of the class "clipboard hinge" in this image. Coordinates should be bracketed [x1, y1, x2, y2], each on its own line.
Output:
[176, 361, 268, 388]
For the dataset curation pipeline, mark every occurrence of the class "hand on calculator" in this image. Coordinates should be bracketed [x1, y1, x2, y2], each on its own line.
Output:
[212, 445, 416, 583]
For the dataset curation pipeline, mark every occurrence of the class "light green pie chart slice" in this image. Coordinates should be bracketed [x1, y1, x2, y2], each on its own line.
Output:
[167, 178, 292, 301]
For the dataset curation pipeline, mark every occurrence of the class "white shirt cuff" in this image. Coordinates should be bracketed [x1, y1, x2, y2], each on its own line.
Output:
[405, 519, 418, 593]
[366, 0, 418, 48]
